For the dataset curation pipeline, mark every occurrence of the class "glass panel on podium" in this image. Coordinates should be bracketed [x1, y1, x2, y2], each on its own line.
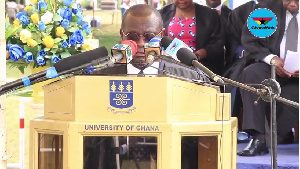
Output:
[83, 136, 157, 169]
[38, 134, 63, 169]
[181, 136, 218, 169]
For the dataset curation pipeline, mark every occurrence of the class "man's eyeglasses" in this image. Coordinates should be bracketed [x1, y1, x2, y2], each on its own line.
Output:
[121, 29, 163, 42]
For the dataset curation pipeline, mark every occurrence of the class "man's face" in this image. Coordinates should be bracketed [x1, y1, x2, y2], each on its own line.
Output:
[121, 13, 165, 69]
[283, 0, 299, 14]
[205, 0, 221, 8]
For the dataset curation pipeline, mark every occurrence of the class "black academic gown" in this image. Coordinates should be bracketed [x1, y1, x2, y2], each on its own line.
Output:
[240, 0, 299, 138]
[220, 5, 232, 68]
[223, 1, 256, 77]
[160, 3, 224, 75]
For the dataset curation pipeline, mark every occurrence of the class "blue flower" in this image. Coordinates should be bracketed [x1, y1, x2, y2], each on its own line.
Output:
[69, 35, 76, 46]
[72, 29, 84, 45]
[51, 55, 61, 63]
[60, 19, 69, 29]
[38, 0, 47, 11]
[36, 56, 46, 65]
[38, 21, 46, 31]
[63, 0, 73, 6]
[39, 49, 47, 57]
[59, 7, 72, 22]
[61, 41, 69, 48]
[72, 3, 82, 14]
[82, 23, 91, 35]
[25, 52, 34, 63]
[77, 15, 83, 25]
[16, 11, 27, 19]
[7, 43, 12, 49]
[8, 44, 24, 61]
[19, 15, 30, 26]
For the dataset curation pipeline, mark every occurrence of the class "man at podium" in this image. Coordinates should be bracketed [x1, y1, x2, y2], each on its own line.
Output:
[85, 4, 211, 169]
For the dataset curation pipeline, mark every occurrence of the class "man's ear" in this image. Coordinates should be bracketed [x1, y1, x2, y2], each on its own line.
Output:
[119, 29, 123, 39]
[161, 28, 166, 37]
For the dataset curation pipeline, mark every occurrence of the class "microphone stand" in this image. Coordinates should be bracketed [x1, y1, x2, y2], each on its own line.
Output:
[218, 64, 298, 169]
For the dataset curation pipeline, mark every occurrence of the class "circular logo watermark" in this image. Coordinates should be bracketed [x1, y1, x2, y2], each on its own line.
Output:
[247, 8, 277, 38]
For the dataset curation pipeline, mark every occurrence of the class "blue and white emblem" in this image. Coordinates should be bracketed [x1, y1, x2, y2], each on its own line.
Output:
[110, 80, 133, 109]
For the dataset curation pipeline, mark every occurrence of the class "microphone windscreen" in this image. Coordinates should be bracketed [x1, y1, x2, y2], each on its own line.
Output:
[161, 36, 173, 49]
[149, 37, 162, 43]
[121, 40, 138, 55]
[177, 48, 197, 66]
[54, 46, 108, 73]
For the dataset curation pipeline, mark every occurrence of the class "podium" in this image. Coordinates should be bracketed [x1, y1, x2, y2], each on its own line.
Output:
[29, 75, 237, 169]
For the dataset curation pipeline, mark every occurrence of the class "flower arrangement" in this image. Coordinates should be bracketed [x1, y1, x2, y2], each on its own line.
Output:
[6, 0, 96, 73]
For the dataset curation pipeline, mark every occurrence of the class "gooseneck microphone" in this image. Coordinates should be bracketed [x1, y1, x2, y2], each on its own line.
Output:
[177, 48, 224, 84]
[0, 46, 109, 95]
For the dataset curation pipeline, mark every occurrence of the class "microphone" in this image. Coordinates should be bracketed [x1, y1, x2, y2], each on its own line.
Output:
[145, 41, 161, 65]
[88, 41, 138, 72]
[177, 48, 224, 84]
[161, 36, 193, 61]
[111, 40, 137, 64]
[0, 46, 109, 95]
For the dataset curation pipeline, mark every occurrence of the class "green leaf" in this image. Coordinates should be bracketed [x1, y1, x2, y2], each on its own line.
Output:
[44, 48, 51, 52]
[18, 66, 25, 74]
[54, 38, 62, 43]
[61, 34, 68, 40]
[53, 44, 58, 48]
[68, 27, 77, 32]
[45, 25, 54, 34]
[53, 14, 63, 22]
[60, 51, 71, 59]
[51, 48, 58, 54]
[44, 55, 51, 59]
[5, 25, 21, 39]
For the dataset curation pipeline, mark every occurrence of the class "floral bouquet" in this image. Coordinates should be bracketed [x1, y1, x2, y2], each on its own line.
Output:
[6, 0, 96, 73]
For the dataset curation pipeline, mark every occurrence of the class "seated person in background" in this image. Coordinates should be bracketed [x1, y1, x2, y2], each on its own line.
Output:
[159, 0, 224, 75]
[205, 0, 231, 67]
[238, 0, 299, 156]
[85, 4, 211, 169]
[223, 0, 267, 127]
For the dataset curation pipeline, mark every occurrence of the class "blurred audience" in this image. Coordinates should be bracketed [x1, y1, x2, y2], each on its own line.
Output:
[160, 0, 224, 75]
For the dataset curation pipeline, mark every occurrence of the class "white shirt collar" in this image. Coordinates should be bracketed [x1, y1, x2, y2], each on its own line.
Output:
[212, 3, 222, 11]
[127, 62, 159, 75]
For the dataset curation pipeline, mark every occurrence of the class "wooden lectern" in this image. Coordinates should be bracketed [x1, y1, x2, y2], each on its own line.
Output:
[29, 75, 237, 169]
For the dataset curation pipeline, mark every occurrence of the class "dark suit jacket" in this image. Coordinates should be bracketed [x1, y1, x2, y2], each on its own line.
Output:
[241, 0, 285, 61]
[225, 1, 256, 70]
[159, 3, 224, 75]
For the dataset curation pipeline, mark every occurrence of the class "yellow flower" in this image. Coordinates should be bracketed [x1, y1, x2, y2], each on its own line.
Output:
[81, 39, 97, 51]
[20, 29, 32, 43]
[43, 36, 54, 48]
[31, 13, 39, 24]
[24, 5, 32, 11]
[27, 39, 38, 47]
[56, 26, 65, 37]
[13, 19, 20, 27]
[30, 0, 37, 4]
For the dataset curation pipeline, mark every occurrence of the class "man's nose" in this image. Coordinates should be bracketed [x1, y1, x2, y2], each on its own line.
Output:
[136, 37, 146, 53]
[289, 0, 298, 6]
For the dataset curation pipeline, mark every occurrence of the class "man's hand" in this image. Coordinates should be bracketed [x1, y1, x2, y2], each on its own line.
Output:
[271, 56, 292, 78]
[193, 49, 207, 61]
[292, 70, 299, 78]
